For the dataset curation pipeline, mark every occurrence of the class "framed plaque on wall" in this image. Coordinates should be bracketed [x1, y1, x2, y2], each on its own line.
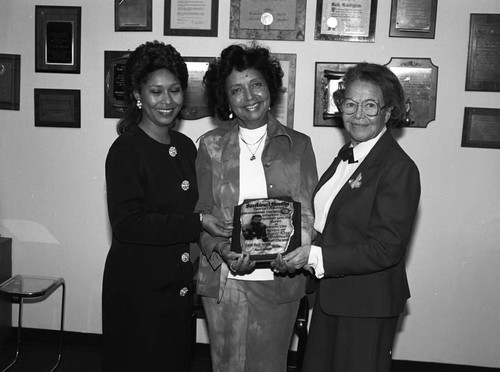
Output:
[115, 0, 152, 31]
[462, 107, 500, 149]
[35, 6, 81, 74]
[34, 89, 81, 128]
[0, 54, 21, 110]
[389, 0, 437, 39]
[386, 57, 438, 127]
[465, 14, 500, 92]
[313, 62, 358, 127]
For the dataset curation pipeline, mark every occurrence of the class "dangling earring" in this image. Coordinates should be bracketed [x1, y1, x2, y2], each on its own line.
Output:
[228, 108, 233, 119]
[136, 100, 142, 109]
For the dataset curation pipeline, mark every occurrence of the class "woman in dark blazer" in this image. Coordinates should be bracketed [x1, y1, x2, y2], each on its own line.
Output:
[103, 41, 229, 371]
[275, 63, 421, 372]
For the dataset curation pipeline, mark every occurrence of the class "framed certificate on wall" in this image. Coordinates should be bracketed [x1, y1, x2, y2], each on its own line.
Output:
[315, 0, 377, 42]
[230, 0, 306, 41]
[164, 0, 218, 37]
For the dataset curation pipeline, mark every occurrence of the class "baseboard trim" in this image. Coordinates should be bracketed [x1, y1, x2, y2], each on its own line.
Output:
[2, 328, 498, 371]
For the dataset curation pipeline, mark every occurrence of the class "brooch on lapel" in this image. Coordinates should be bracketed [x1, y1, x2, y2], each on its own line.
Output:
[348, 173, 362, 189]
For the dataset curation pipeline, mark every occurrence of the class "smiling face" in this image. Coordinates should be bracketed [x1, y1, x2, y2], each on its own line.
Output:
[342, 80, 392, 145]
[134, 68, 183, 132]
[225, 68, 271, 129]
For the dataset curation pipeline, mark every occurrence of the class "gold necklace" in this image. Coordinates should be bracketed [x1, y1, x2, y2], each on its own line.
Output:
[239, 131, 267, 161]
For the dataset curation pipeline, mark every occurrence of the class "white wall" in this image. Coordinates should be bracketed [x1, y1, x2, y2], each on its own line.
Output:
[1, 0, 499, 368]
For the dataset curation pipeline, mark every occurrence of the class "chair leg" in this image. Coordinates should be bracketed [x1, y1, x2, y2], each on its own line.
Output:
[49, 283, 65, 372]
[295, 320, 308, 371]
[1, 299, 23, 372]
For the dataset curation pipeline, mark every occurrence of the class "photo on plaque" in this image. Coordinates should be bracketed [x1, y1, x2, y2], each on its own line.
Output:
[313, 62, 358, 127]
[35, 6, 81, 74]
[462, 107, 500, 150]
[385, 57, 438, 128]
[0, 54, 21, 111]
[229, 0, 306, 41]
[389, 0, 437, 39]
[34, 89, 81, 128]
[164, 0, 218, 37]
[115, 0, 152, 31]
[315, 0, 377, 42]
[465, 14, 500, 92]
[231, 198, 301, 262]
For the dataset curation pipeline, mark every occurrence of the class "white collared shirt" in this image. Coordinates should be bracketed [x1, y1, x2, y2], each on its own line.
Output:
[308, 127, 387, 278]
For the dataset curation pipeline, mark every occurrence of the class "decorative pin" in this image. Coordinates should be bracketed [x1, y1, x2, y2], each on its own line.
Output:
[169, 146, 177, 157]
[181, 252, 190, 263]
[181, 180, 190, 191]
[179, 287, 189, 297]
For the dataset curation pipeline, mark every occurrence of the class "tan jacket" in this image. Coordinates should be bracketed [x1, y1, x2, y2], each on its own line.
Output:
[195, 115, 318, 303]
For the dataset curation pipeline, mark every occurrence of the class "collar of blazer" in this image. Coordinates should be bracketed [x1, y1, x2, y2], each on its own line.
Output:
[314, 129, 397, 219]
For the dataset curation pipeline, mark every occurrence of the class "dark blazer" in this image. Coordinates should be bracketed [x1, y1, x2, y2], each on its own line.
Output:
[312, 130, 420, 318]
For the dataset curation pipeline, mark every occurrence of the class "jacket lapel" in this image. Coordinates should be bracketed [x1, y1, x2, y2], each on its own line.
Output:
[322, 130, 395, 224]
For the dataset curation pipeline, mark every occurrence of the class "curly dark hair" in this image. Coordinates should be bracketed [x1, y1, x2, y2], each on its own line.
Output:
[203, 43, 284, 121]
[117, 40, 188, 134]
[333, 62, 405, 127]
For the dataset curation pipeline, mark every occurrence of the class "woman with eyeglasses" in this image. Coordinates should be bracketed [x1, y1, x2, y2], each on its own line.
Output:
[273, 62, 421, 372]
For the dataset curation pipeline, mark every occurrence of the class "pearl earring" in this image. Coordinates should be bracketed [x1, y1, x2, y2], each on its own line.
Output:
[136, 100, 142, 109]
[228, 108, 233, 119]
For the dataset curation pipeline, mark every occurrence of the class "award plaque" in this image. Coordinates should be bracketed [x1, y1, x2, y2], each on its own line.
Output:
[386, 57, 438, 128]
[466, 14, 500, 92]
[0, 54, 21, 111]
[34, 89, 81, 128]
[104, 50, 131, 119]
[115, 0, 152, 31]
[389, 0, 437, 39]
[231, 198, 301, 262]
[35, 6, 81, 74]
[462, 107, 500, 149]
[313, 62, 358, 127]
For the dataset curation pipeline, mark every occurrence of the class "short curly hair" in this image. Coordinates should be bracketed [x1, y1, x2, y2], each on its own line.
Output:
[334, 62, 405, 127]
[203, 43, 284, 121]
[117, 40, 188, 134]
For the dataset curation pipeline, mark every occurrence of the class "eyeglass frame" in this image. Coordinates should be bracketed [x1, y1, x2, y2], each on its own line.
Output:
[340, 98, 387, 117]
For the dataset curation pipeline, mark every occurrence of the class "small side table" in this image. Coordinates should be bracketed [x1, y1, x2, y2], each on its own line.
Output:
[0, 275, 65, 372]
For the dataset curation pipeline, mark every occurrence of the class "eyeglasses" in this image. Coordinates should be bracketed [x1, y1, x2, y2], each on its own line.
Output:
[340, 99, 386, 117]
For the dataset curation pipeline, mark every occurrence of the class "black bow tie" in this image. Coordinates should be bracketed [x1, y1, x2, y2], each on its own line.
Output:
[338, 147, 357, 164]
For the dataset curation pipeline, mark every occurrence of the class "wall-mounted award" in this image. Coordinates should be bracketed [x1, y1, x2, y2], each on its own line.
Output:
[231, 198, 301, 262]
[104, 51, 131, 119]
[313, 62, 357, 127]
[466, 14, 500, 92]
[389, 0, 437, 39]
[35, 6, 81, 74]
[386, 57, 438, 128]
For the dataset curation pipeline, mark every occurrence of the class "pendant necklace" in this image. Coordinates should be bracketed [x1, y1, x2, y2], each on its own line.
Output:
[239, 131, 267, 161]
